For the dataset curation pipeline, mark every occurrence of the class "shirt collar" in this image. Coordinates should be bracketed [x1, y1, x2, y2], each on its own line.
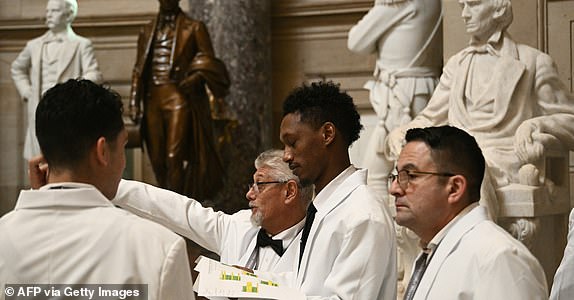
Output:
[16, 182, 113, 210]
[43, 31, 70, 43]
[424, 202, 480, 253]
[312, 165, 357, 212]
[461, 30, 503, 59]
[271, 217, 306, 250]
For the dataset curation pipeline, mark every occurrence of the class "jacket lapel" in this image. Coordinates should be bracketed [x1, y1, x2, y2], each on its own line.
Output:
[415, 206, 488, 299]
[57, 31, 80, 80]
[491, 58, 524, 123]
[296, 169, 365, 285]
[237, 237, 257, 267]
[31, 33, 50, 99]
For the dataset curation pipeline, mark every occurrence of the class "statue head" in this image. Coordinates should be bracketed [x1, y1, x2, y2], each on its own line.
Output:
[459, 0, 513, 43]
[159, 0, 180, 13]
[45, 0, 78, 32]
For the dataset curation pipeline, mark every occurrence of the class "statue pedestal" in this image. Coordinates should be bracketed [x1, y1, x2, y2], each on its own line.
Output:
[498, 184, 569, 217]
[497, 182, 570, 287]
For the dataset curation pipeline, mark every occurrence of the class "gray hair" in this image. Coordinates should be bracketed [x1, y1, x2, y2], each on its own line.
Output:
[492, 0, 513, 31]
[254, 149, 314, 205]
[60, 0, 78, 21]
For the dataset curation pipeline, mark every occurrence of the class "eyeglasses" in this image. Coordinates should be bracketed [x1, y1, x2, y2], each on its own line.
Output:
[387, 169, 455, 190]
[247, 181, 287, 195]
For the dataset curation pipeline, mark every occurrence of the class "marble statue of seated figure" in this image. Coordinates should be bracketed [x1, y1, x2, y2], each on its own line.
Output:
[384, 0, 574, 222]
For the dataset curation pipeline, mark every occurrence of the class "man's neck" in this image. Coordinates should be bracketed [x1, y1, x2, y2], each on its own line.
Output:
[266, 214, 306, 236]
[315, 160, 351, 194]
[470, 28, 502, 46]
[49, 25, 70, 36]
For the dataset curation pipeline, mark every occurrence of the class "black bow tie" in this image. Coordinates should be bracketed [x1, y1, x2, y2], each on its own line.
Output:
[257, 229, 284, 256]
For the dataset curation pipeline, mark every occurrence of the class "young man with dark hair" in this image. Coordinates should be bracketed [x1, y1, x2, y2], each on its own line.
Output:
[0, 79, 194, 300]
[280, 81, 397, 299]
[390, 125, 547, 299]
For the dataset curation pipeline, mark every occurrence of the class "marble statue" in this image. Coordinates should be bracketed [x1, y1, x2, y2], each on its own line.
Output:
[130, 0, 230, 199]
[385, 0, 574, 218]
[385, 0, 574, 283]
[11, 0, 102, 160]
[347, 0, 442, 197]
[347, 0, 442, 295]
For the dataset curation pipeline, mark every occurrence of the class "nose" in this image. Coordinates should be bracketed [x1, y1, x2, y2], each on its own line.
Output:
[388, 177, 405, 198]
[246, 185, 256, 202]
[282, 148, 292, 163]
[461, 4, 470, 19]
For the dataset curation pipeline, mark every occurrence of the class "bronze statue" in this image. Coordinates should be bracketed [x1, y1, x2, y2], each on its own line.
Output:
[130, 0, 230, 199]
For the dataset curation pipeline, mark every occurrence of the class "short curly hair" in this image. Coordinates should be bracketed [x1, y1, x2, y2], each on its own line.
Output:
[282, 81, 363, 147]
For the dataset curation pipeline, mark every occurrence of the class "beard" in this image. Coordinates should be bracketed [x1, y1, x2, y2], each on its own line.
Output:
[250, 210, 264, 227]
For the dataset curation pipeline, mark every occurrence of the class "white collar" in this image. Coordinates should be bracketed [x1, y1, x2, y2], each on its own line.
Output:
[272, 217, 306, 250]
[312, 165, 357, 213]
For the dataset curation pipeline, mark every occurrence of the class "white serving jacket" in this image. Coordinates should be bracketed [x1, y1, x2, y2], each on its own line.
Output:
[412, 205, 547, 300]
[0, 183, 194, 300]
[296, 167, 397, 300]
[550, 208, 574, 300]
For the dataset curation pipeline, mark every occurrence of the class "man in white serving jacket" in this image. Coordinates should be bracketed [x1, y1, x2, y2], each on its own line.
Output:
[389, 126, 547, 300]
[1, 79, 193, 300]
[550, 208, 574, 299]
[113, 149, 313, 278]
[11, 0, 102, 160]
[279, 81, 397, 299]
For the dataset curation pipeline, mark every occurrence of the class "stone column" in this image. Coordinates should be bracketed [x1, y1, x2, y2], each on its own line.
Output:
[187, 0, 272, 213]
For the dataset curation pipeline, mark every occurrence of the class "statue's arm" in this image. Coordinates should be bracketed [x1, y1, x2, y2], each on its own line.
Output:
[194, 21, 216, 56]
[514, 53, 574, 162]
[11, 43, 33, 101]
[79, 39, 103, 84]
[347, 2, 412, 54]
[384, 55, 453, 160]
[129, 28, 148, 123]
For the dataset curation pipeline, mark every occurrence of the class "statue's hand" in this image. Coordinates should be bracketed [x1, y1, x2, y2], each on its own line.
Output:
[383, 127, 406, 161]
[22, 90, 32, 103]
[178, 74, 205, 95]
[515, 122, 543, 163]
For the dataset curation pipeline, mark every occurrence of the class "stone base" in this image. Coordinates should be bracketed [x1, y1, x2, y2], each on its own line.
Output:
[497, 184, 569, 217]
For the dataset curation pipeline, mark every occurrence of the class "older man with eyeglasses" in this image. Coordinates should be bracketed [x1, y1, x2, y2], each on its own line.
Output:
[112, 149, 313, 277]
[389, 126, 547, 300]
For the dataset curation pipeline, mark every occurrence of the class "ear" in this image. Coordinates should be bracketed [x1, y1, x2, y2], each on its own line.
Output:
[321, 122, 336, 146]
[446, 175, 467, 205]
[492, 5, 506, 20]
[95, 137, 110, 166]
[284, 180, 299, 205]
